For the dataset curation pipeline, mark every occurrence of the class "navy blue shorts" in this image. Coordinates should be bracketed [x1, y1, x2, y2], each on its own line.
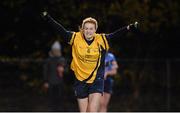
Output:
[104, 77, 114, 94]
[73, 77, 104, 99]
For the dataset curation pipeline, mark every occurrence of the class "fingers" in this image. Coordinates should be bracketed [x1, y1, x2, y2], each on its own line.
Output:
[128, 22, 139, 30]
[42, 11, 48, 16]
[127, 24, 133, 30]
[134, 21, 138, 28]
[127, 25, 130, 30]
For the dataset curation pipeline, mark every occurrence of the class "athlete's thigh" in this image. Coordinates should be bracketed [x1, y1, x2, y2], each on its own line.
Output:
[88, 93, 102, 112]
[77, 97, 88, 112]
[103, 92, 111, 105]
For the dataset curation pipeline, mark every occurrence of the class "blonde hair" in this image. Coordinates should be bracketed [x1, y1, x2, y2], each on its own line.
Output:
[81, 17, 98, 30]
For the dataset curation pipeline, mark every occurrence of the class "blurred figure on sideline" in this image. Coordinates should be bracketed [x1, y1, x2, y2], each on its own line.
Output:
[99, 52, 118, 112]
[43, 41, 66, 111]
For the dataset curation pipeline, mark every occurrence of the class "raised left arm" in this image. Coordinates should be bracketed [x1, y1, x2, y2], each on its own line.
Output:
[105, 22, 138, 39]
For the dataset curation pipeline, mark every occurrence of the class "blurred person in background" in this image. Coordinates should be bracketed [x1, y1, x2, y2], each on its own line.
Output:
[43, 41, 66, 111]
[99, 51, 118, 112]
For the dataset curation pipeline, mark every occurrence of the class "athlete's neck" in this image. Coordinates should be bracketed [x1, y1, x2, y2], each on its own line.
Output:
[84, 37, 94, 45]
[85, 37, 94, 41]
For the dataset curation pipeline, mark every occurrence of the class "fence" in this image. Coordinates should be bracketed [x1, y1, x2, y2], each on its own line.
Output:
[0, 58, 179, 111]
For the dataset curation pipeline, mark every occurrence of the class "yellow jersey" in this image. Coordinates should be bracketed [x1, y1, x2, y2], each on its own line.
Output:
[69, 32, 109, 83]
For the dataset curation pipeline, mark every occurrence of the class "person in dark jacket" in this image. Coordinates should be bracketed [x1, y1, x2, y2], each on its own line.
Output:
[43, 41, 66, 111]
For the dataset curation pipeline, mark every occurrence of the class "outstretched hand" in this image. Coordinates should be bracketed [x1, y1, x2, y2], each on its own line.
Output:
[127, 21, 138, 30]
[41, 11, 48, 17]
[43, 11, 48, 16]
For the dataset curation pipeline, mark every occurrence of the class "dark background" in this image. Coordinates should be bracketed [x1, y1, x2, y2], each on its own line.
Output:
[0, 0, 180, 111]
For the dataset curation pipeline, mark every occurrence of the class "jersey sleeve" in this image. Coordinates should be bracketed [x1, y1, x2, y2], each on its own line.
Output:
[105, 26, 129, 39]
[68, 32, 76, 45]
[101, 34, 109, 51]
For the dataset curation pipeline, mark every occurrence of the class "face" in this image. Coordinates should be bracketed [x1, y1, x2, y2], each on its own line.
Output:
[51, 49, 61, 57]
[83, 22, 96, 40]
